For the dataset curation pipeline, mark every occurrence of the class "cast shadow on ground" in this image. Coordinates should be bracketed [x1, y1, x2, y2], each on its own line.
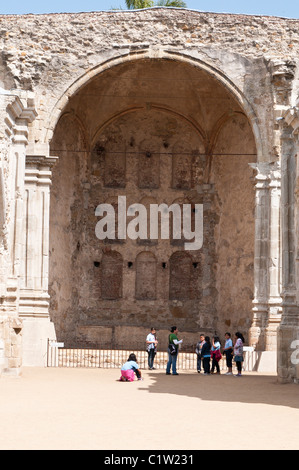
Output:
[138, 372, 299, 410]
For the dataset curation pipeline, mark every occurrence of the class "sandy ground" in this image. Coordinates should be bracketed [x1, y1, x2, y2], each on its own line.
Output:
[0, 367, 299, 450]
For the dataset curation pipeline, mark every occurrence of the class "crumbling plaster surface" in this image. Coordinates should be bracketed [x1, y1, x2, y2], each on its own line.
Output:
[0, 9, 298, 156]
[1, 8, 299, 371]
[48, 54, 256, 348]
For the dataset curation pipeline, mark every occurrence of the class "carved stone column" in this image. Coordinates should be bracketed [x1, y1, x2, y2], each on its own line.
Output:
[266, 163, 282, 350]
[19, 145, 58, 366]
[278, 109, 299, 383]
[249, 163, 271, 351]
[249, 161, 282, 369]
[3, 95, 37, 309]
[0, 93, 37, 375]
[0, 163, 7, 297]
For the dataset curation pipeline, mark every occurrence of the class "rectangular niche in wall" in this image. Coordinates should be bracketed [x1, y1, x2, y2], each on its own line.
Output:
[101, 251, 123, 299]
[104, 143, 126, 188]
[172, 142, 192, 190]
[138, 140, 160, 189]
[169, 251, 192, 300]
[135, 251, 157, 300]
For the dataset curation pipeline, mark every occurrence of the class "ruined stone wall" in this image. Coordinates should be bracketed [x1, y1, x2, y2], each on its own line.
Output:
[48, 55, 256, 349]
[0, 9, 299, 145]
[0, 8, 299, 368]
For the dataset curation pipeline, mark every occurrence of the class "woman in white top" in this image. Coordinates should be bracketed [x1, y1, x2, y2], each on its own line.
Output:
[211, 336, 221, 374]
[146, 327, 158, 370]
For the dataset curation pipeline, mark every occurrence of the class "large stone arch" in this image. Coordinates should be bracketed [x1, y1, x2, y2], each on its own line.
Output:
[43, 49, 264, 161]
[42, 49, 267, 355]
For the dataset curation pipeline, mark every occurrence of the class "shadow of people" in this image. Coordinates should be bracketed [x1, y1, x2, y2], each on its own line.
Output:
[139, 371, 299, 410]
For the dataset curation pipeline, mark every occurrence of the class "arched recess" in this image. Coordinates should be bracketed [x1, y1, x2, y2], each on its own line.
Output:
[47, 50, 259, 348]
[44, 49, 263, 160]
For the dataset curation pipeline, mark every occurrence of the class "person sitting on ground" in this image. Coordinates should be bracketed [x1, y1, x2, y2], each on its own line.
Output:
[119, 353, 143, 382]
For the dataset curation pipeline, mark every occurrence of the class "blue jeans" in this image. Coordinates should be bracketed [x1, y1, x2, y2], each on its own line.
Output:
[147, 349, 156, 369]
[166, 352, 178, 374]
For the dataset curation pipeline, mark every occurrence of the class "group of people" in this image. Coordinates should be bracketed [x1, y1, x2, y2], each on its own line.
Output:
[195, 332, 245, 376]
[119, 326, 245, 381]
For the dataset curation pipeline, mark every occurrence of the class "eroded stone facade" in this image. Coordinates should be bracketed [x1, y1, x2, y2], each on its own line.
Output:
[0, 8, 299, 381]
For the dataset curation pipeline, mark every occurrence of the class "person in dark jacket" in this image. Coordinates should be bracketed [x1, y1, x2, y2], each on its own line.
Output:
[201, 336, 211, 375]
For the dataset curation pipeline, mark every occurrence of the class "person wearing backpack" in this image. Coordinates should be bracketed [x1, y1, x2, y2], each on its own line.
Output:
[166, 326, 183, 376]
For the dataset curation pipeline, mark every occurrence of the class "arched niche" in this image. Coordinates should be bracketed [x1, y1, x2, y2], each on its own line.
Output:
[48, 53, 257, 347]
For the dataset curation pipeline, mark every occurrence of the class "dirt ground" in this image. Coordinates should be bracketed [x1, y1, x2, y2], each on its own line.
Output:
[0, 367, 299, 450]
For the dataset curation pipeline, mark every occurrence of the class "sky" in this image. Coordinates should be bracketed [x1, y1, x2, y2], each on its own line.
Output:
[0, 0, 298, 18]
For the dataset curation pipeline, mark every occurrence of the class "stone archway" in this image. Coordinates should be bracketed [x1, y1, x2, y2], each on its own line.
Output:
[46, 53, 262, 352]
[44, 49, 263, 157]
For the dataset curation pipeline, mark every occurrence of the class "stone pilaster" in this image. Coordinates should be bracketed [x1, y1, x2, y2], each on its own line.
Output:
[249, 163, 270, 351]
[248, 160, 282, 373]
[266, 163, 282, 350]
[19, 145, 58, 366]
[277, 108, 299, 383]
[0, 93, 37, 375]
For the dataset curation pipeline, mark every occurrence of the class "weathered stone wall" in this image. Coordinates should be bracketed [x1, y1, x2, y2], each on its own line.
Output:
[0, 94, 12, 299]
[1, 9, 298, 150]
[47, 54, 256, 349]
[0, 8, 299, 374]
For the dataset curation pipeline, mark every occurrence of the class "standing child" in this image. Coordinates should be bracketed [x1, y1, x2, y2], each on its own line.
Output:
[223, 332, 233, 375]
[234, 332, 245, 377]
[120, 353, 143, 382]
[201, 336, 211, 375]
[211, 336, 221, 374]
[146, 327, 158, 370]
[195, 334, 205, 373]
